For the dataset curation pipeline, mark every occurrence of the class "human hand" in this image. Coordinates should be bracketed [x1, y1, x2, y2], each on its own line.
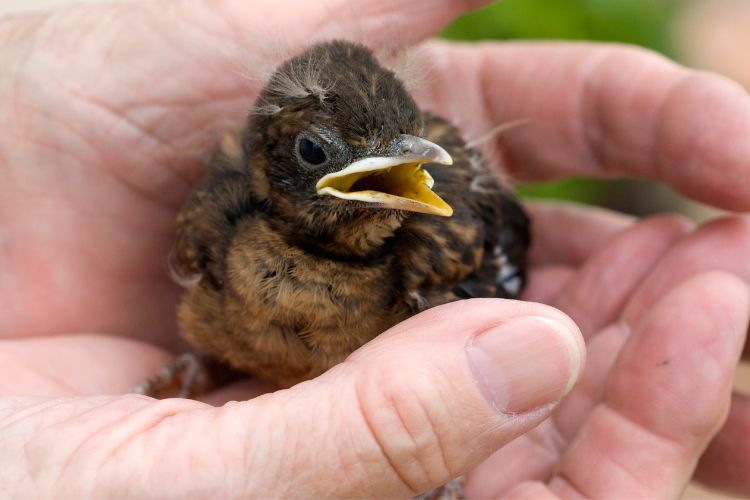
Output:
[470, 204, 750, 497]
[3, 205, 749, 497]
[3, 0, 749, 347]
[2, 0, 750, 496]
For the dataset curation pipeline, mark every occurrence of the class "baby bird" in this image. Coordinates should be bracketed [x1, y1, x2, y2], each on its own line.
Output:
[137, 40, 530, 397]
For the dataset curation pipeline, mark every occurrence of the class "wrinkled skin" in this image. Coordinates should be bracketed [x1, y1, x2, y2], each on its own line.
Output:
[1, 0, 750, 497]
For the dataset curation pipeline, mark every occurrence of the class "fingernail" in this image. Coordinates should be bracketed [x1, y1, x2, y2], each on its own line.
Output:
[467, 316, 583, 413]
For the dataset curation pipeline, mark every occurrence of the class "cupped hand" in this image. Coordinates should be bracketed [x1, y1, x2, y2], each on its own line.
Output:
[3, 0, 750, 345]
[3, 204, 749, 498]
[2, 0, 750, 497]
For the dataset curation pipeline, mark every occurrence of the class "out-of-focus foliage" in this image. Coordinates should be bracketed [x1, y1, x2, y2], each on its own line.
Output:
[442, 0, 678, 55]
[441, 0, 682, 213]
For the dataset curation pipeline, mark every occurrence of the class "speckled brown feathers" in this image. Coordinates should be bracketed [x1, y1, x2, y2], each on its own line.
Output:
[170, 41, 530, 389]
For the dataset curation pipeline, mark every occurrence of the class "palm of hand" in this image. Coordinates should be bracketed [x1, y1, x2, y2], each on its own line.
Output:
[0, 9, 253, 345]
[2, 1, 750, 496]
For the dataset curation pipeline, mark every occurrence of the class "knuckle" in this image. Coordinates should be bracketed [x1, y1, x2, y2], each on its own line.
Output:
[354, 365, 455, 493]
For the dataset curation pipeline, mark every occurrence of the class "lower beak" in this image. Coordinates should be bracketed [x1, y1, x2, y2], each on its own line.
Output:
[315, 135, 454, 217]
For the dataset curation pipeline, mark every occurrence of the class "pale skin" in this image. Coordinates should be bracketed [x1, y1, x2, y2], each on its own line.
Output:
[1, 0, 750, 497]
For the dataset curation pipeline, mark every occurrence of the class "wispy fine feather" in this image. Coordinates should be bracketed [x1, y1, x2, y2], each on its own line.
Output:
[465, 119, 532, 189]
[465, 119, 530, 149]
[265, 52, 333, 101]
[235, 38, 329, 115]
[235, 24, 432, 114]
[253, 103, 284, 116]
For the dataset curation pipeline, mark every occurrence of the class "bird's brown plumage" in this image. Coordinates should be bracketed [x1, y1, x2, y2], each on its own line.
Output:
[166, 40, 530, 389]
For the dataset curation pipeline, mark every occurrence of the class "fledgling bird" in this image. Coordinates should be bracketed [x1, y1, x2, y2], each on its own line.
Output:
[137, 40, 530, 397]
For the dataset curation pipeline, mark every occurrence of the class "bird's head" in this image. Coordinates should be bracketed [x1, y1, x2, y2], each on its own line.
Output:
[245, 41, 453, 252]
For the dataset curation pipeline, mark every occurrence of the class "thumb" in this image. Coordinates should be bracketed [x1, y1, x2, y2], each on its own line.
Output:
[0, 299, 584, 498]
[315, 298, 586, 497]
[216, 299, 584, 497]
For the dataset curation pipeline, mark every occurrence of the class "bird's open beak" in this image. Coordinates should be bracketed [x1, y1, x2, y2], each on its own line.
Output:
[315, 135, 454, 216]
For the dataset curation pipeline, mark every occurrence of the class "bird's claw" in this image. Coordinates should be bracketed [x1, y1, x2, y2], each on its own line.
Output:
[133, 352, 214, 399]
[414, 477, 466, 500]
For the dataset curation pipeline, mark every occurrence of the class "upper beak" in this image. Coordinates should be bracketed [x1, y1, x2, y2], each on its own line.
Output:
[315, 135, 454, 217]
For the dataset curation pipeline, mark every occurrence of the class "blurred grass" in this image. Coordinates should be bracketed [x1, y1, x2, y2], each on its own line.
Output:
[442, 0, 678, 55]
[441, 0, 680, 212]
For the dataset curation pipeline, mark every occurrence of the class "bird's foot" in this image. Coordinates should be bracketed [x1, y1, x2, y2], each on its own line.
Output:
[414, 477, 465, 500]
[133, 352, 238, 399]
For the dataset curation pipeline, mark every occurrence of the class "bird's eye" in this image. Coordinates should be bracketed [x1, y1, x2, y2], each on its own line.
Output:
[298, 137, 327, 165]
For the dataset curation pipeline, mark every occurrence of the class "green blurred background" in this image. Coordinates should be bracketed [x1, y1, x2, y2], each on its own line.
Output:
[440, 0, 685, 216]
[443, 0, 678, 54]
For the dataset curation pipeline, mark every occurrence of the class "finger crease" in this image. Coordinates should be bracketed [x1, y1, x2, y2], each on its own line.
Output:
[353, 380, 419, 495]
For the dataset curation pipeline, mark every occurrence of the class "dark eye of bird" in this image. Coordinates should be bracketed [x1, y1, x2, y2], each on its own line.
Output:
[298, 137, 327, 165]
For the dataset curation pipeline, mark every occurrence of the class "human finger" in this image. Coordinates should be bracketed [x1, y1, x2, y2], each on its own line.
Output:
[694, 393, 750, 495]
[466, 322, 628, 497]
[525, 201, 635, 267]
[0, 334, 172, 397]
[623, 216, 750, 336]
[553, 214, 692, 336]
[547, 272, 748, 497]
[521, 265, 575, 305]
[423, 41, 750, 210]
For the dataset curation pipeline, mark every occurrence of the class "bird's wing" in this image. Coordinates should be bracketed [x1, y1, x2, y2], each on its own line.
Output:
[173, 130, 254, 289]
[396, 113, 530, 303]
[453, 191, 530, 299]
